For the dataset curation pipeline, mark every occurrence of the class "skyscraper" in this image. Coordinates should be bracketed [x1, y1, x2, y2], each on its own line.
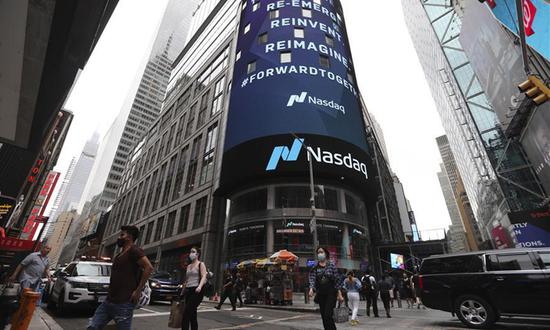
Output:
[47, 210, 78, 267]
[402, 0, 545, 245]
[101, 0, 403, 279]
[79, 0, 200, 213]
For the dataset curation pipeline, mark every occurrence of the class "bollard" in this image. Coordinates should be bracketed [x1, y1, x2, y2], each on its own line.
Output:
[10, 288, 32, 326]
[11, 290, 41, 330]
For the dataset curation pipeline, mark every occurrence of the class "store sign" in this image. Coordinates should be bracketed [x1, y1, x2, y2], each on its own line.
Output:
[27, 159, 44, 183]
[22, 171, 59, 240]
[489, 0, 549, 60]
[0, 195, 16, 226]
[509, 207, 550, 247]
[0, 237, 35, 251]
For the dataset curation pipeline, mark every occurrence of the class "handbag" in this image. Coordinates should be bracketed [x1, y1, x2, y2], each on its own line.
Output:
[136, 282, 151, 309]
[333, 302, 349, 323]
[168, 299, 184, 328]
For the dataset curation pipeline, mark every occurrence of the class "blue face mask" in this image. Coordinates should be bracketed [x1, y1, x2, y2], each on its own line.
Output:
[317, 253, 326, 261]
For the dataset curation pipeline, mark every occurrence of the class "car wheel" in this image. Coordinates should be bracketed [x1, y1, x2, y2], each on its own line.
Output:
[56, 290, 66, 316]
[455, 295, 496, 329]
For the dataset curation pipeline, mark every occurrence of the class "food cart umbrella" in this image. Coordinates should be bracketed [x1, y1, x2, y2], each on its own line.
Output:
[237, 260, 257, 269]
[256, 258, 277, 268]
[269, 250, 298, 263]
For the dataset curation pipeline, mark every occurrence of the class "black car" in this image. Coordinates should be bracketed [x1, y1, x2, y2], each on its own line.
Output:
[148, 272, 182, 303]
[419, 248, 550, 329]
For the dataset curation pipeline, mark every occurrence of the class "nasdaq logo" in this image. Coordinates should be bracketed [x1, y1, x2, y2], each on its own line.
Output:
[286, 92, 345, 114]
[286, 92, 308, 107]
[266, 138, 304, 171]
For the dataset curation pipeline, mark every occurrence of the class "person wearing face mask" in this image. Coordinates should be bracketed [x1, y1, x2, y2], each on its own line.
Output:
[88, 226, 153, 330]
[343, 271, 362, 326]
[181, 247, 208, 330]
[308, 247, 344, 330]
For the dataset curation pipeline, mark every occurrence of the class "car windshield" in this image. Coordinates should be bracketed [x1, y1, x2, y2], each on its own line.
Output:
[75, 263, 111, 277]
[153, 272, 173, 280]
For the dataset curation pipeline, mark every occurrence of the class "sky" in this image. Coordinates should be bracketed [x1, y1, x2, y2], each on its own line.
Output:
[50, 0, 452, 233]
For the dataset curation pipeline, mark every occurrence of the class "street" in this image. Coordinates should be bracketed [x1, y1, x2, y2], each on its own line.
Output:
[43, 301, 550, 330]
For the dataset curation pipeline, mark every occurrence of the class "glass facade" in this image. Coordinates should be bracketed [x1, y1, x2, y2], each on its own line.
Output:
[403, 0, 545, 241]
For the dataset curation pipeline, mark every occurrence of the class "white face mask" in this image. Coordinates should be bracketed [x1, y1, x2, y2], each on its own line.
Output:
[189, 252, 197, 261]
[317, 253, 326, 261]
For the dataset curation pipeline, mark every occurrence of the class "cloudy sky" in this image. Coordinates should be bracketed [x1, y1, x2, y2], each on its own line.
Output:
[50, 0, 451, 233]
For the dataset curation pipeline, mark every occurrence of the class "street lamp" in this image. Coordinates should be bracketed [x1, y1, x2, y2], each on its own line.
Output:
[289, 133, 318, 259]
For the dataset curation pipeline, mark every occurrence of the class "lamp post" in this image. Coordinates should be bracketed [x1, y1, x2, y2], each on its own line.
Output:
[289, 133, 318, 259]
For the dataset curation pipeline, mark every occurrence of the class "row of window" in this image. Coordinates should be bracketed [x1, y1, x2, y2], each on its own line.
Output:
[107, 123, 219, 236]
[136, 196, 209, 247]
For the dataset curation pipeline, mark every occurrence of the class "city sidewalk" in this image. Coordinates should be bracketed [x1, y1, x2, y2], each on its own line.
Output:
[9, 306, 63, 330]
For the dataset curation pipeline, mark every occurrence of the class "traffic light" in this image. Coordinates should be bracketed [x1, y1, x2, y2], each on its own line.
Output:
[518, 75, 550, 105]
[478, 0, 496, 8]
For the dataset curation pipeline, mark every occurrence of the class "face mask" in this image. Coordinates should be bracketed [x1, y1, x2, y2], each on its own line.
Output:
[189, 252, 197, 261]
[116, 238, 125, 247]
[317, 253, 326, 261]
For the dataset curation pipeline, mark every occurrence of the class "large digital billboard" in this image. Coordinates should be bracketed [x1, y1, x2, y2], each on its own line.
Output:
[220, 0, 372, 194]
[487, 0, 549, 61]
[509, 207, 550, 248]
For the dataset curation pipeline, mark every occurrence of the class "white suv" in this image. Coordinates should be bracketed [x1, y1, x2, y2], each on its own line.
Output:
[48, 261, 111, 314]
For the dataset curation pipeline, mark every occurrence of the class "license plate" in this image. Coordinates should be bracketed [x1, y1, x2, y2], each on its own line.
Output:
[98, 296, 107, 303]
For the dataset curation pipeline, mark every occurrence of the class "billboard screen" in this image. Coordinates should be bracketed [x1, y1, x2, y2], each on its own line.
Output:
[488, 0, 550, 61]
[220, 0, 371, 194]
[509, 207, 550, 248]
[521, 103, 550, 194]
[390, 253, 405, 270]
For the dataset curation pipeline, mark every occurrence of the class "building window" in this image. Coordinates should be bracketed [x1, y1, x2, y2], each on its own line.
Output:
[302, 9, 312, 18]
[172, 146, 188, 201]
[185, 135, 202, 194]
[152, 162, 167, 211]
[280, 51, 292, 64]
[244, 23, 251, 35]
[269, 9, 280, 19]
[185, 103, 196, 139]
[241, 0, 247, 10]
[252, 1, 260, 11]
[345, 194, 357, 215]
[154, 217, 164, 242]
[325, 35, 334, 47]
[178, 204, 191, 233]
[258, 32, 268, 44]
[193, 197, 208, 229]
[314, 0, 321, 4]
[211, 77, 226, 115]
[247, 61, 256, 74]
[347, 71, 354, 83]
[145, 222, 154, 245]
[165, 211, 176, 238]
[320, 54, 330, 68]
[236, 51, 241, 61]
[161, 155, 177, 206]
[294, 28, 305, 39]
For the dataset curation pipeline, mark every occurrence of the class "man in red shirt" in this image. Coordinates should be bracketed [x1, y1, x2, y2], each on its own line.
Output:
[87, 226, 153, 330]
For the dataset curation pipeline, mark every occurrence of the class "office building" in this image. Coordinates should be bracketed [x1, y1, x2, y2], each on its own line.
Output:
[0, 1, 118, 236]
[392, 175, 415, 241]
[101, 0, 404, 281]
[43, 133, 99, 240]
[403, 0, 545, 246]
[79, 0, 200, 213]
[47, 210, 78, 268]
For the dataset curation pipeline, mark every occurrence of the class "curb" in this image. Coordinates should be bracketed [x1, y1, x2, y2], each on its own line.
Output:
[37, 307, 63, 330]
[203, 300, 319, 313]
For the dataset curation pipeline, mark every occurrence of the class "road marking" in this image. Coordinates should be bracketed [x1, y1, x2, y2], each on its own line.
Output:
[134, 312, 171, 318]
[208, 314, 309, 329]
[139, 307, 160, 314]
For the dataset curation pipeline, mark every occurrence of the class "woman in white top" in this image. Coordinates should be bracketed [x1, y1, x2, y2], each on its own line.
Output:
[343, 271, 362, 326]
[181, 247, 207, 330]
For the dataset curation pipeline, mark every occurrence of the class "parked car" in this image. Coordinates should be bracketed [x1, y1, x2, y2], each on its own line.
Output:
[419, 248, 550, 329]
[148, 271, 182, 303]
[48, 261, 111, 314]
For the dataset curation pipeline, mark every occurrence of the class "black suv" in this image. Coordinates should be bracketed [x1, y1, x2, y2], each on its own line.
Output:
[419, 248, 550, 329]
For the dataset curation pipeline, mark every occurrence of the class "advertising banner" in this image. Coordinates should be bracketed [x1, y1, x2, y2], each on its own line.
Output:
[520, 103, 550, 194]
[509, 207, 550, 247]
[220, 0, 372, 195]
[21, 171, 59, 240]
[461, 0, 528, 129]
[0, 195, 16, 228]
[390, 253, 405, 270]
[487, 0, 550, 61]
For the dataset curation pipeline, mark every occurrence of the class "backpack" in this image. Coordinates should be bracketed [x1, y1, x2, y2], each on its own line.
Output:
[361, 275, 377, 293]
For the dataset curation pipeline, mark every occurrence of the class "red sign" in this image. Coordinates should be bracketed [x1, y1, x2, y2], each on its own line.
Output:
[523, 0, 537, 36]
[491, 225, 513, 249]
[0, 237, 36, 251]
[27, 159, 44, 183]
[22, 171, 59, 239]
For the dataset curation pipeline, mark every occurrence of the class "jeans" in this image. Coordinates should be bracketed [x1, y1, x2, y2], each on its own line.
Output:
[316, 292, 337, 330]
[87, 301, 135, 330]
[181, 287, 204, 330]
[347, 292, 360, 321]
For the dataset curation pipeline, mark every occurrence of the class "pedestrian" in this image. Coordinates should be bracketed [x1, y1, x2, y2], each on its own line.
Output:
[403, 273, 415, 308]
[377, 274, 393, 318]
[308, 247, 344, 330]
[87, 226, 154, 330]
[8, 245, 52, 291]
[235, 273, 244, 307]
[215, 271, 236, 311]
[180, 247, 208, 330]
[361, 272, 379, 317]
[395, 273, 404, 308]
[343, 271, 362, 326]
